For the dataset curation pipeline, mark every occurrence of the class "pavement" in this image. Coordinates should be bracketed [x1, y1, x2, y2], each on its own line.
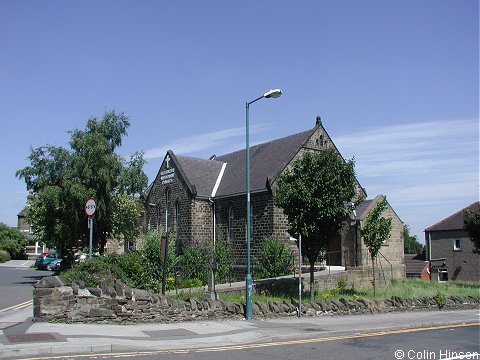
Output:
[0, 260, 35, 268]
[0, 306, 479, 359]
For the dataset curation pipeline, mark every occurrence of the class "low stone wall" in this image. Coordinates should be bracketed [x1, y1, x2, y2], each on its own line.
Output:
[33, 276, 480, 324]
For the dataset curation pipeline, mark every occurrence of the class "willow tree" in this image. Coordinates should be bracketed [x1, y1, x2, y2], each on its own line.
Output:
[16, 111, 147, 266]
[275, 149, 361, 300]
[360, 197, 392, 296]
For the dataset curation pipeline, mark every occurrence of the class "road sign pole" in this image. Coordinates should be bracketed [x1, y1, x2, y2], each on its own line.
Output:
[88, 218, 93, 259]
[84, 197, 97, 259]
[298, 234, 302, 317]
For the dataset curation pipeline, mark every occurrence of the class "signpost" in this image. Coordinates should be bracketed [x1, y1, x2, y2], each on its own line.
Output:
[84, 197, 97, 259]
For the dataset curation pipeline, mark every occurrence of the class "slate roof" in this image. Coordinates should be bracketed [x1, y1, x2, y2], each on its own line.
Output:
[214, 128, 316, 197]
[354, 199, 374, 220]
[425, 201, 479, 232]
[17, 206, 29, 217]
[175, 154, 225, 197]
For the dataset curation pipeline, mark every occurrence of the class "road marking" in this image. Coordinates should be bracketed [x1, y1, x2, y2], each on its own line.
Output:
[0, 300, 33, 312]
[15, 322, 480, 360]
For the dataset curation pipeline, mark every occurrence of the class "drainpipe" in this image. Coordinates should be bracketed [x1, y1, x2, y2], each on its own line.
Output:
[209, 198, 216, 248]
[425, 230, 431, 281]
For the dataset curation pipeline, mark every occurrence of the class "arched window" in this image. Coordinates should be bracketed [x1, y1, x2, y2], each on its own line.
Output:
[228, 205, 234, 242]
[156, 205, 161, 230]
[175, 201, 180, 252]
[165, 189, 171, 233]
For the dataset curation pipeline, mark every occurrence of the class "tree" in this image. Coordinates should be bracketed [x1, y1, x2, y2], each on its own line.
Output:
[0, 223, 27, 259]
[16, 111, 147, 266]
[463, 209, 480, 254]
[403, 225, 424, 255]
[360, 197, 392, 296]
[275, 149, 361, 300]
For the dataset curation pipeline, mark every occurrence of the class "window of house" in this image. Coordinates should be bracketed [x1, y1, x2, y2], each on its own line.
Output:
[438, 268, 448, 282]
[228, 205, 234, 242]
[165, 189, 171, 233]
[453, 239, 461, 251]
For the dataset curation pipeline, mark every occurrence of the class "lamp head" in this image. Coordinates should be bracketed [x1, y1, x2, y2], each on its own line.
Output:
[263, 89, 283, 99]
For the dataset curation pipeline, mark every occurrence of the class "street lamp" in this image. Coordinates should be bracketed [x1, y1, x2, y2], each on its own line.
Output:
[245, 88, 282, 320]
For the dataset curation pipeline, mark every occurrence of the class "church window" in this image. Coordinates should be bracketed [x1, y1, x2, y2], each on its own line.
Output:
[228, 205, 234, 242]
[165, 189, 171, 233]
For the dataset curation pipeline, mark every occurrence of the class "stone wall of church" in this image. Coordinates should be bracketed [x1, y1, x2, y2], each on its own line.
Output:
[214, 191, 278, 279]
[191, 200, 213, 244]
[144, 164, 194, 253]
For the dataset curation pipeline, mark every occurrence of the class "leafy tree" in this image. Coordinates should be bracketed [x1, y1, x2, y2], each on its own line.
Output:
[16, 111, 147, 266]
[275, 149, 361, 300]
[403, 225, 424, 255]
[360, 197, 392, 296]
[255, 235, 293, 279]
[0, 223, 27, 259]
[463, 209, 480, 254]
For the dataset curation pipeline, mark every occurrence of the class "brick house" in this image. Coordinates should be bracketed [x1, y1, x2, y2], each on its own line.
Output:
[143, 118, 405, 279]
[425, 201, 480, 282]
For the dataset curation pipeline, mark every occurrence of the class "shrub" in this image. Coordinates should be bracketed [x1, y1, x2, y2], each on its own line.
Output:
[0, 250, 11, 263]
[175, 237, 232, 287]
[255, 235, 293, 279]
[61, 256, 127, 288]
[176, 238, 209, 285]
[434, 292, 446, 310]
[213, 237, 232, 283]
[0, 223, 27, 259]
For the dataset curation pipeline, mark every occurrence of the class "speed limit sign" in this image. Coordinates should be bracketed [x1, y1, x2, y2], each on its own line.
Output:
[84, 197, 97, 218]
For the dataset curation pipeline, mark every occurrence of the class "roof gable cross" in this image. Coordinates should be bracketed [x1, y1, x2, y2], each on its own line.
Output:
[165, 154, 171, 169]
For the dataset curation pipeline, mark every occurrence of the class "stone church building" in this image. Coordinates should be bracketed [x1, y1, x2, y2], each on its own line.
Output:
[143, 117, 405, 279]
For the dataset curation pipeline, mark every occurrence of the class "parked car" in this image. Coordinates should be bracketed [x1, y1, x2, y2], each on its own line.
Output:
[35, 252, 58, 270]
[46, 258, 62, 271]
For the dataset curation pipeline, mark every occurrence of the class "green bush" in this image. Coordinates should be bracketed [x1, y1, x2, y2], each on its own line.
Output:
[61, 256, 127, 288]
[255, 235, 293, 279]
[434, 292, 446, 309]
[213, 237, 233, 283]
[177, 238, 209, 285]
[101, 252, 147, 289]
[175, 237, 232, 287]
[62, 231, 233, 293]
[0, 250, 11, 263]
[0, 223, 27, 259]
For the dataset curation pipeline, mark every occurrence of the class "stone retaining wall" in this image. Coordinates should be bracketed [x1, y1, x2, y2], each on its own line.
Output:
[33, 276, 480, 324]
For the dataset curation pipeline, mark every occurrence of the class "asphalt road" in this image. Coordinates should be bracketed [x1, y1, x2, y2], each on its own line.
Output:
[0, 263, 51, 311]
[28, 324, 479, 360]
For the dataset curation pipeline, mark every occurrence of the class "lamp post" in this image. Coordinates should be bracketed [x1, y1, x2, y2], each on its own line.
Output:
[245, 88, 282, 320]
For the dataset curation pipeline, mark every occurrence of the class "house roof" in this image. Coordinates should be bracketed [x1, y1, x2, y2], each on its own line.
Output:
[214, 128, 317, 197]
[404, 254, 427, 275]
[354, 199, 374, 220]
[425, 201, 480, 232]
[17, 206, 29, 218]
[175, 154, 225, 197]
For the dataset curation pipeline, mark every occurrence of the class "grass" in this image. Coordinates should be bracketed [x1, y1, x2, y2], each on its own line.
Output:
[170, 278, 480, 304]
[317, 278, 480, 302]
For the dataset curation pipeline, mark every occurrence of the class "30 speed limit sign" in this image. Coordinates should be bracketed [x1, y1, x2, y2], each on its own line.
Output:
[84, 197, 97, 218]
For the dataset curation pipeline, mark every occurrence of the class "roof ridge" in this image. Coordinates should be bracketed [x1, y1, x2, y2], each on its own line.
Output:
[217, 128, 315, 159]
[176, 153, 225, 164]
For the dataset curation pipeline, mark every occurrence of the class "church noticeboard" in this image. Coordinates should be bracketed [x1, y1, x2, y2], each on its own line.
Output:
[160, 168, 175, 184]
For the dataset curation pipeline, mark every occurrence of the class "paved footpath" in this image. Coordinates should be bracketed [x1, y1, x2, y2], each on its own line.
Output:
[0, 307, 478, 359]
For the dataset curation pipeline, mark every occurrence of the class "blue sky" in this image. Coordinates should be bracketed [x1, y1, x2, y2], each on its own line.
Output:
[1, 1, 478, 242]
